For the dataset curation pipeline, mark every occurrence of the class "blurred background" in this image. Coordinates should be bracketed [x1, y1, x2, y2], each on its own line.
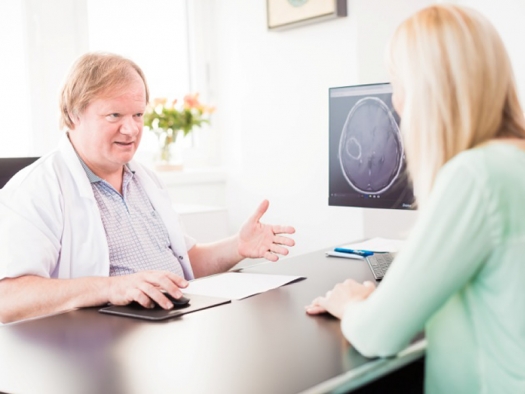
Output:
[1, 0, 524, 257]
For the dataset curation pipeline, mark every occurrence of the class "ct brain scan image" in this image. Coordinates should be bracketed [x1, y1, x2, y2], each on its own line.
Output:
[338, 97, 403, 195]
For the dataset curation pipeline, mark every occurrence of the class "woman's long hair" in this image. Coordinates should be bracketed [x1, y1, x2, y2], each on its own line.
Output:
[387, 4, 525, 204]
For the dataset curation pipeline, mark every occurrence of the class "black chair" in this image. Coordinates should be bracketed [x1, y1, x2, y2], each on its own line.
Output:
[0, 157, 39, 188]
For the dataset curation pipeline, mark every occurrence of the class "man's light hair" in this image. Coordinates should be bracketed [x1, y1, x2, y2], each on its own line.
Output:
[59, 52, 150, 130]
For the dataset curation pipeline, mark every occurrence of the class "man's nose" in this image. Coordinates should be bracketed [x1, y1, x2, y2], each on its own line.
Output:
[120, 116, 140, 135]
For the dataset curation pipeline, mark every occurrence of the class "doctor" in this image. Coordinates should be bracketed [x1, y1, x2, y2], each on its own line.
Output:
[0, 52, 295, 324]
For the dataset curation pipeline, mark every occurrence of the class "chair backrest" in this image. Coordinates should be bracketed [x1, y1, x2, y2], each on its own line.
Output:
[0, 157, 39, 189]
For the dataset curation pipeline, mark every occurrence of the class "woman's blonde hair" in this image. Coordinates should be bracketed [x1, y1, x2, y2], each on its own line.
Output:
[59, 52, 150, 130]
[388, 4, 525, 204]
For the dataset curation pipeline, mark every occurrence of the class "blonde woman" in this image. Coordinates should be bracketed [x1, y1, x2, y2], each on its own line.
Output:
[306, 5, 525, 393]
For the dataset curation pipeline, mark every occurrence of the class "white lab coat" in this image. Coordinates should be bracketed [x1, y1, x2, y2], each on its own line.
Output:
[0, 135, 195, 280]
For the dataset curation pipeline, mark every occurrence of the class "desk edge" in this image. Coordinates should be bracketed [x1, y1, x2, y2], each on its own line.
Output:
[298, 339, 427, 394]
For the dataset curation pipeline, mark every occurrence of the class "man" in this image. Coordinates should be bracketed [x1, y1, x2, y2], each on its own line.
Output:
[0, 52, 295, 323]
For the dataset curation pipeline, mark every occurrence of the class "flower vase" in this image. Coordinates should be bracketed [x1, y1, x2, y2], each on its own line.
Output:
[155, 130, 184, 171]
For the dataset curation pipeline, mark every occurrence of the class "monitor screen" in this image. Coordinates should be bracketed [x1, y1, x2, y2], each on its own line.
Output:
[329, 83, 415, 209]
[0, 157, 39, 189]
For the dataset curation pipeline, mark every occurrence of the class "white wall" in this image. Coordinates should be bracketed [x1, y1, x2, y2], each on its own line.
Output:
[0, 1, 32, 157]
[23, 0, 89, 155]
[207, 0, 434, 256]
[0, 0, 88, 157]
[362, 0, 525, 240]
[6, 0, 525, 256]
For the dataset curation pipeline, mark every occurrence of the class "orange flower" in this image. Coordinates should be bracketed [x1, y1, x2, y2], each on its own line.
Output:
[168, 99, 178, 109]
[183, 93, 201, 109]
[203, 105, 216, 114]
[144, 93, 214, 138]
[152, 97, 167, 107]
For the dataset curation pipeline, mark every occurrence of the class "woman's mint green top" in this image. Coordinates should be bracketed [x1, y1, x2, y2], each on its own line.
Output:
[342, 143, 525, 394]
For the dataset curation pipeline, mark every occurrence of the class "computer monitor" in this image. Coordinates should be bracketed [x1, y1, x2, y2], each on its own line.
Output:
[0, 157, 39, 189]
[329, 83, 415, 210]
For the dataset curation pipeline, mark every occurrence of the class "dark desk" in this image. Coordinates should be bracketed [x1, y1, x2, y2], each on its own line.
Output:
[0, 249, 425, 394]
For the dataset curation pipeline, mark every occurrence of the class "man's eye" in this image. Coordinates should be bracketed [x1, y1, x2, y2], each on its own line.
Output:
[107, 113, 120, 119]
[134, 113, 144, 118]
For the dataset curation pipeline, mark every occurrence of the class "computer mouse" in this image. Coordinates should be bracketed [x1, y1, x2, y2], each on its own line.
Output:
[162, 292, 191, 308]
[128, 292, 190, 310]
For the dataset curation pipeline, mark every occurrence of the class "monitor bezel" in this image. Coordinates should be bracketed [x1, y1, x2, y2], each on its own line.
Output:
[328, 82, 415, 210]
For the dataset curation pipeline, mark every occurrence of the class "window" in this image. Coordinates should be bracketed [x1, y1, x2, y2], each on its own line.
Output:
[0, 0, 214, 165]
[88, 0, 196, 163]
[87, 0, 191, 100]
[0, 1, 32, 157]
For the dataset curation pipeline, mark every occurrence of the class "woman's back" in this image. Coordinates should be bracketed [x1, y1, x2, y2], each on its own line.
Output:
[306, 5, 525, 393]
[339, 142, 525, 394]
[424, 142, 525, 393]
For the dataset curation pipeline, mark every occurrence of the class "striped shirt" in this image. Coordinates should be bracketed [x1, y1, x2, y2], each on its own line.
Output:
[78, 159, 185, 278]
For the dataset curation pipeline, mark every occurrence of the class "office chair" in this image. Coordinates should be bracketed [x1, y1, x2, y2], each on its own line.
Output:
[0, 157, 39, 188]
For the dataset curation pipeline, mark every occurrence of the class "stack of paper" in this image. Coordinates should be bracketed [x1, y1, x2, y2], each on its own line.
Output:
[326, 237, 406, 259]
[183, 272, 304, 300]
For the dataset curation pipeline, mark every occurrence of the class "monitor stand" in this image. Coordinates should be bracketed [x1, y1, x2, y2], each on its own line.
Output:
[363, 208, 418, 240]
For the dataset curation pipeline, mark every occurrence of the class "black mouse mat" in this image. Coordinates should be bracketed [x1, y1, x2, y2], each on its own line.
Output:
[98, 294, 230, 321]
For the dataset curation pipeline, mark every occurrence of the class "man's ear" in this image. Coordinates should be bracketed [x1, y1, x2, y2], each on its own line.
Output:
[69, 111, 80, 128]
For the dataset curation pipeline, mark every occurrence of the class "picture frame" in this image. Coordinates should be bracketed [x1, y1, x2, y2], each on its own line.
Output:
[267, 0, 347, 31]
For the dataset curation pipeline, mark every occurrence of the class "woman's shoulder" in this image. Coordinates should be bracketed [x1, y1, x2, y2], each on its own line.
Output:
[433, 143, 525, 210]
[445, 142, 525, 178]
[441, 143, 525, 213]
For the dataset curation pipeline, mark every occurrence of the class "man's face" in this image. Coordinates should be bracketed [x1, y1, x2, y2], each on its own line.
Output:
[70, 71, 146, 177]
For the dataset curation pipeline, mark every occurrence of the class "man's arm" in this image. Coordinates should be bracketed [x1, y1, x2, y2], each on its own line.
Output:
[188, 236, 244, 278]
[0, 271, 189, 324]
[188, 200, 295, 278]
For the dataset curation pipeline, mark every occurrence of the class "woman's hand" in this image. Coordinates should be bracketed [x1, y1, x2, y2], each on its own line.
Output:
[305, 279, 376, 319]
[237, 200, 295, 262]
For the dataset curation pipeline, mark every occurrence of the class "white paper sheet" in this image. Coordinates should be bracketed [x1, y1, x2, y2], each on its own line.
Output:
[325, 251, 364, 259]
[183, 272, 304, 300]
[339, 237, 406, 252]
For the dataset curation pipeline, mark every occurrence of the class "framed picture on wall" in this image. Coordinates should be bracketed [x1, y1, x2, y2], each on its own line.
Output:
[267, 0, 347, 30]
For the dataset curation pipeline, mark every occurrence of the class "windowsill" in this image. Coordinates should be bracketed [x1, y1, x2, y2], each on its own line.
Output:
[173, 203, 227, 214]
[153, 167, 227, 186]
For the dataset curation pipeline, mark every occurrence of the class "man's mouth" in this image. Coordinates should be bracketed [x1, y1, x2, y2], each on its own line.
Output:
[114, 141, 134, 146]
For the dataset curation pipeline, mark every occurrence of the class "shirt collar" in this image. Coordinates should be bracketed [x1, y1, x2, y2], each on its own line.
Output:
[77, 156, 103, 183]
[72, 147, 135, 184]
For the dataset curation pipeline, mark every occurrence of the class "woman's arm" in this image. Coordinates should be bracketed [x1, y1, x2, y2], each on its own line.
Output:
[345, 161, 495, 356]
[309, 155, 497, 357]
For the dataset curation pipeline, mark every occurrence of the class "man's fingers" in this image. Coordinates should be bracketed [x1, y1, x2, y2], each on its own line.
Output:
[164, 272, 189, 289]
[137, 282, 175, 309]
[271, 225, 295, 235]
[131, 271, 190, 309]
[142, 270, 188, 289]
[250, 199, 269, 223]
[273, 235, 295, 246]
[263, 251, 279, 262]
[129, 288, 155, 309]
[155, 273, 191, 308]
[269, 243, 289, 256]
[151, 292, 174, 310]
